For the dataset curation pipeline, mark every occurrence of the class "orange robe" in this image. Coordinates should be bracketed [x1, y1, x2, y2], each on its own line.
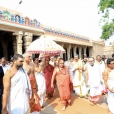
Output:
[29, 75, 41, 112]
[44, 65, 54, 96]
[55, 67, 71, 106]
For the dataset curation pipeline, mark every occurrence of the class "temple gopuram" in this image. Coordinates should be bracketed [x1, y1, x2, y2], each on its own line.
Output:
[0, 6, 105, 60]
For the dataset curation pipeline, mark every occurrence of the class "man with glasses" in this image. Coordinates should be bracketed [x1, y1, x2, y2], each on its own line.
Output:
[104, 58, 114, 114]
[2, 54, 31, 114]
[85, 57, 102, 105]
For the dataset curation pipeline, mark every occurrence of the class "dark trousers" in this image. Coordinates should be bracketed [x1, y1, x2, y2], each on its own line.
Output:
[0, 95, 2, 114]
[0, 87, 3, 114]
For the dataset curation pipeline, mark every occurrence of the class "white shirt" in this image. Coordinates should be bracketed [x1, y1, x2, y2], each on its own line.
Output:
[0, 64, 10, 74]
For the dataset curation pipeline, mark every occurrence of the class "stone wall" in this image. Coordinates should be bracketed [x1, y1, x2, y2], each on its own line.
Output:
[103, 46, 114, 58]
[90, 40, 105, 58]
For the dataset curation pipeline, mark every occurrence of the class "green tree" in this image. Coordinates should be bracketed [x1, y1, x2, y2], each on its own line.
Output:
[98, 0, 114, 40]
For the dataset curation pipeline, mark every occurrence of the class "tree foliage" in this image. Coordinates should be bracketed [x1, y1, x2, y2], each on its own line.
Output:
[98, 0, 114, 40]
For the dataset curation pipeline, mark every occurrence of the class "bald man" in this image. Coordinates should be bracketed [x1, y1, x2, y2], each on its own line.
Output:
[85, 57, 102, 105]
[23, 53, 41, 114]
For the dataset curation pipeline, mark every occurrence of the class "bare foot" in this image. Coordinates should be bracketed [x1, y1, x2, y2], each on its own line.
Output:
[90, 102, 94, 106]
[62, 106, 66, 111]
[108, 109, 112, 114]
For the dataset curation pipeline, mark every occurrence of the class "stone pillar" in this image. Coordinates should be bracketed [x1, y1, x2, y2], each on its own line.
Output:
[12, 35, 17, 54]
[89, 47, 93, 57]
[79, 46, 82, 59]
[84, 46, 87, 57]
[67, 44, 71, 60]
[1, 41, 8, 59]
[84, 47, 87, 54]
[60, 43, 64, 58]
[73, 45, 77, 57]
[14, 31, 23, 54]
[24, 32, 33, 51]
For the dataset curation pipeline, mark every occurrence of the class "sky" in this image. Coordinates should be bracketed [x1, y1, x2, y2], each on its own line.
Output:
[0, 0, 113, 45]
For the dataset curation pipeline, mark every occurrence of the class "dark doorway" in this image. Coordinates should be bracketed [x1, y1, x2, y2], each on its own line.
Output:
[0, 30, 13, 60]
[86, 47, 89, 57]
[70, 48, 74, 58]
[0, 42, 3, 58]
[76, 47, 79, 55]
[81, 48, 84, 59]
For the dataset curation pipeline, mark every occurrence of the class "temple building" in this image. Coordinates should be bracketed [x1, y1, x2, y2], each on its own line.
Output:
[0, 6, 105, 60]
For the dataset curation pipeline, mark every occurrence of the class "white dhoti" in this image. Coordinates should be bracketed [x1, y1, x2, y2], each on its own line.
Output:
[73, 80, 87, 97]
[107, 91, 114, 114]
[7, 68, 31, 114]
[35, 72, 46, 107]
[30, 111, 39, 114]
[72, 61, 87, 97]
[107, 70, 114, 114]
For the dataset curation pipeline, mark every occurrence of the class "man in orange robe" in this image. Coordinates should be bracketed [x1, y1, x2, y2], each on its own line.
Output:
[44, 58, 54, 99]
[51, 58, 72, 111]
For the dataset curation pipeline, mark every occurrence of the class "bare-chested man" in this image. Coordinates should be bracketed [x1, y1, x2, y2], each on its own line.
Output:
[2, 54, 31, 114]
[103, 58, 114, 114]
[23, 53, 41, 114]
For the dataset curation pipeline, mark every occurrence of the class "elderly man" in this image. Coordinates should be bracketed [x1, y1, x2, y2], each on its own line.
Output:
[85, 57, 102, 105]
[0, 57, 10, 74]
[96, 55, 106, 94]
[103, 58, 114, 114]
[51, 58, 72, 111]
[71, 54, 87, 97]
[2, 54, 31, 114]
[23, 53, 41, 114]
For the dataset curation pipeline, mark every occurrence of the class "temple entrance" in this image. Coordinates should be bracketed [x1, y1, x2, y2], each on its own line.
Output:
[86, 47, 89, 57]
[70, 47, 74, 58]
[0, 30, 14, 60]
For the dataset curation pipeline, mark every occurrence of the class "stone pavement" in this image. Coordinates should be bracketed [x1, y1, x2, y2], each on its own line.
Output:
[40, 90, 108, 114]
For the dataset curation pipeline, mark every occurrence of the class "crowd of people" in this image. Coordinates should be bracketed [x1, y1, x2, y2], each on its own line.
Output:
[0, 53, 114, 114]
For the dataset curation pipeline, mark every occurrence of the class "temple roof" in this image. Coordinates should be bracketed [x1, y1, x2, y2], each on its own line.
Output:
[0, 7, 89, 41]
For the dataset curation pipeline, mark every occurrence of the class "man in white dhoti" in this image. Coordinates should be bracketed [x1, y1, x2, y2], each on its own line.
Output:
[71, 54, 87, 97]
[64, 58, 74, 80]
[96, 55, 106, 94]
[2, 54, 31, 114]
[34, 58, 46, 107]
[85, 57, 102, 105]
[103, 58, 114, 114]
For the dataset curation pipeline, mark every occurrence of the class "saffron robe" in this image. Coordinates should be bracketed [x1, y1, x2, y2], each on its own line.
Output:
[55, 67, 71, 106]
[44, 65, 54, 94]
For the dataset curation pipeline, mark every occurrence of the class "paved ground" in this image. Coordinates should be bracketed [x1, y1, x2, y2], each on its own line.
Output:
[40, 90, 108, 114]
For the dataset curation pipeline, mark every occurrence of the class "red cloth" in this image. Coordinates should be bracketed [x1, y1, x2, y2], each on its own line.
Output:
[29, 75, 41, 112]
[44, 65, 54, 93]
[55, 67, 71, 106]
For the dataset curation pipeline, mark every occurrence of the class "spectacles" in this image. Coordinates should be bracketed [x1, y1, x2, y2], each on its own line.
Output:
[19, 61, 24, 63]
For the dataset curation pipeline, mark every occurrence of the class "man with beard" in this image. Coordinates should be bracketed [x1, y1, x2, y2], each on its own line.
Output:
[23, 53, 41, 114]
[2, 54, 31, 114]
